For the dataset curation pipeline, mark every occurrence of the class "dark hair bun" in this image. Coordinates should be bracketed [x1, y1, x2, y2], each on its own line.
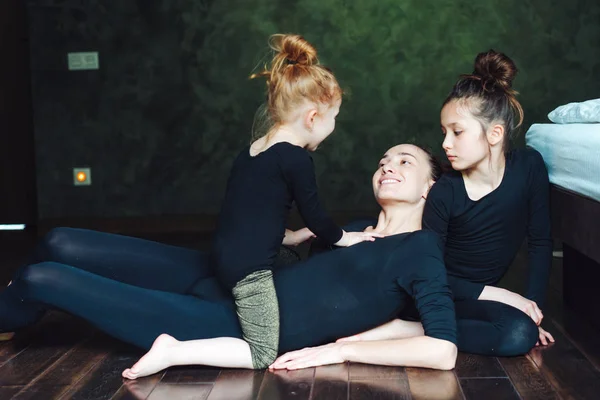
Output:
[473, 49, 518, 91]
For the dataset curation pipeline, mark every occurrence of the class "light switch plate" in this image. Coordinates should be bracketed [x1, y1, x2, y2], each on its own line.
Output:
[68, 52, 99, 70]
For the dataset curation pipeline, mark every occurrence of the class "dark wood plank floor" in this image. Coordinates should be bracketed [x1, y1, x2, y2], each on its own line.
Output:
[1, 229, 599, 399]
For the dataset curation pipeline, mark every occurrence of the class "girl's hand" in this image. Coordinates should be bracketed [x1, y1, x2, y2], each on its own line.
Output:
[269, 343, 346, 370]
[497, 289, 544, 325]
[335, 231, 384, 247]
[536, 326, 555, 346]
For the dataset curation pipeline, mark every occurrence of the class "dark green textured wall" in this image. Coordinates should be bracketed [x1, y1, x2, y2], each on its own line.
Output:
[28, 0, 600, 218]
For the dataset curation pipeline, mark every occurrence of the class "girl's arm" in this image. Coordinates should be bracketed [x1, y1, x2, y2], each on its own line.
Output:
[282, 228, 315, 246]
[423, 179, 487, 301]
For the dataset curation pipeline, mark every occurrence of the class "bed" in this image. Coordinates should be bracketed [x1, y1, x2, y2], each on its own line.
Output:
[526, 123, 600, 328]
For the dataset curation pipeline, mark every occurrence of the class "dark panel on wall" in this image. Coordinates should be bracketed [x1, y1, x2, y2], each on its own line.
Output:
[0, 0, 36, 224]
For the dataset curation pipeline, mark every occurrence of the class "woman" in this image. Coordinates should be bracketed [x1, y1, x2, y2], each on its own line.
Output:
[269, 50, 552, 371]
[0, 144, 458, 378]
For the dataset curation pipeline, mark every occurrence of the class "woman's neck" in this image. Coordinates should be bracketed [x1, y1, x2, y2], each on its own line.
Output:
[372, 202, 424, 236]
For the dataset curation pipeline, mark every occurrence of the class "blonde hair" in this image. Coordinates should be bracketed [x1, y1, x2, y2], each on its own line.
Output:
[250, 34, 342, 141]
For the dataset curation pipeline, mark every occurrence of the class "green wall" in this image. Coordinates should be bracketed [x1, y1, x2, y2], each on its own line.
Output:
[28, 0, 600, 218]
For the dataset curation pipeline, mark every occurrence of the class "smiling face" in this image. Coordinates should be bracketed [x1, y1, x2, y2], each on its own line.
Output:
[372, 144, 434, 206]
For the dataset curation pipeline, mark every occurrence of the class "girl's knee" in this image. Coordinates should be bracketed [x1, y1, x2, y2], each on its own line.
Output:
[498, 309, 538, 356]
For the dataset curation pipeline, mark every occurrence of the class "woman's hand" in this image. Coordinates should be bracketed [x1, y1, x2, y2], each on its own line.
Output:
[480, 287, 544, 325]
[335, 231, 384, 247]
[536, 326, 555, 346]
[282, 228, 315, 246]
[269, 343, 346, 370]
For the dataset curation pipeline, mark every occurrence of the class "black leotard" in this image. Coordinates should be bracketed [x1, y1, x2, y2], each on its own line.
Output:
[212, 142, 343, 289]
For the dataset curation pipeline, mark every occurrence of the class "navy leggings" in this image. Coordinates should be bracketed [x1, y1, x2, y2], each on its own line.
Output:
[0, 228, 537, 356]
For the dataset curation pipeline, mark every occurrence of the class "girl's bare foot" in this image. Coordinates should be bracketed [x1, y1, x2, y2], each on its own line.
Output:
[122, 334, 178, 380]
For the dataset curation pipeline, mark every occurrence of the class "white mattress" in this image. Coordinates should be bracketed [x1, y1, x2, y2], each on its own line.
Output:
[525, 123, 600, 202]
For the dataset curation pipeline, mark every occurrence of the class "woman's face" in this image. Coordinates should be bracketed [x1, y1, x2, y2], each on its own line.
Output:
[372, 144, 432, 205]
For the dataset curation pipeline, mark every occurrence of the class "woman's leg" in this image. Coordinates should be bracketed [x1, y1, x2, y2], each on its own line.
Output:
[3, 261, 242, 346]
[455, 300, 538, 356]
[29, 227, 212, 292]
[1, 228, 216, 333]
[2, 261, 256, 377]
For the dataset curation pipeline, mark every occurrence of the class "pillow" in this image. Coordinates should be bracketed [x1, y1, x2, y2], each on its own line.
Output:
[548, 98, 600, 124]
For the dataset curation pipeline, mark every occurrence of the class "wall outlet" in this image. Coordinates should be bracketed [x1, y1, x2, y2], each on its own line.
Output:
[73, 167, 92, 186]
[68, 52, 99, 70]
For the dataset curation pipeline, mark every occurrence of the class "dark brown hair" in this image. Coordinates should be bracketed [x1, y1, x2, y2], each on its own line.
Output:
[419, 146, 443, 182]
[443, 50, 524, 152]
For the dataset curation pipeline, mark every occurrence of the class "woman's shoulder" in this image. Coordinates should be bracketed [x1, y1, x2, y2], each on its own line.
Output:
[406, 229, 443, 248]
[387, 230, 445, 270]
[344, 217, 378, 232]
[388, 230, 444, 256]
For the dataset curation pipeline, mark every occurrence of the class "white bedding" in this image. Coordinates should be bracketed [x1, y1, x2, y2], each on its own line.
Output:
[525, 123, 600, 202]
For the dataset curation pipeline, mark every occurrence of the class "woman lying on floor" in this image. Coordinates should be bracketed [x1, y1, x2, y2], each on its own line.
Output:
[1, 143, 459, 377]
[268, 50, 552, 372]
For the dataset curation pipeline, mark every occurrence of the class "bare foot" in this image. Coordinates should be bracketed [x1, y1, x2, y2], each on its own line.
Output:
[122, 334, 178, 380]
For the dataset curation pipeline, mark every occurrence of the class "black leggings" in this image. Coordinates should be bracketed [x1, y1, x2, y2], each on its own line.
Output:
[0, 228, 537, 356]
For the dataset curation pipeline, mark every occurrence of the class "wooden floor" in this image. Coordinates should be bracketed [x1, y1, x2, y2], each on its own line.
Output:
[1, 229, 600, 399]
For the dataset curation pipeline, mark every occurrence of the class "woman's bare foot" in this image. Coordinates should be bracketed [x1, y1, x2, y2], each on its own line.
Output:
[122, 334, 179, 380]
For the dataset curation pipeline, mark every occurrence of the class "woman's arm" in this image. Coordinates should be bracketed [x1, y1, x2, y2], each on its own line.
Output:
[343, 336, 457, 370]
[336, 319, 424, 342]
[270, 335, 457, 371]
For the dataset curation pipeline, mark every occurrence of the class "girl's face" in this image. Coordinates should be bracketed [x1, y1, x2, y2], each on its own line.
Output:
[440, 99, 489, 171]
